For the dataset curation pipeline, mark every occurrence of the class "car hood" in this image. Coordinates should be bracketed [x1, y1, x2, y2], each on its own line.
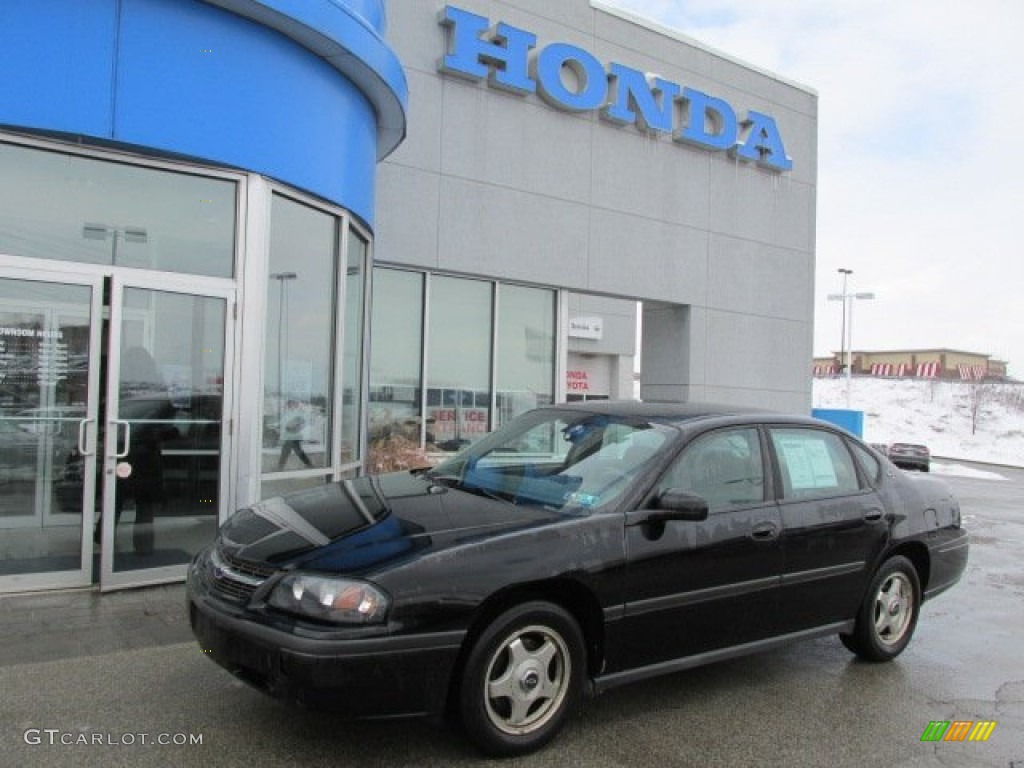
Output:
[217, 471, 560, 575]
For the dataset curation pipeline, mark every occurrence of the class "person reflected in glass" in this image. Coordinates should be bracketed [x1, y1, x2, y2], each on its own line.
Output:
[114, 346, 171, 555]
[278, 398, 313, 470]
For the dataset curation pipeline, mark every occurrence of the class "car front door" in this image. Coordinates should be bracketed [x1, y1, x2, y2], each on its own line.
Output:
[767, 426, 889, 633]
[617, 426, 783, 672]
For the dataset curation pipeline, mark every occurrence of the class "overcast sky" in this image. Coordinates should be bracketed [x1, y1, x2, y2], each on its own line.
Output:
[603, 0, 1023, 377]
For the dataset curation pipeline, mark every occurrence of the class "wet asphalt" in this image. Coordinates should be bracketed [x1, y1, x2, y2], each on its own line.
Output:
[1, 461, 1022, 768]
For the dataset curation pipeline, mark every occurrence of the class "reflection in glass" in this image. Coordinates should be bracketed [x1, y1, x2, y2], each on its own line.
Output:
[0, 141, 235, 277]
[341, 231, 367, 465]
[496, 284, 556, 428]
[368, 269, 424, 472]
[261, 474, 333, 500]
[426, 277, 493, 455]
[112, 290, 225, 573]
[431, 410, 673, 512]
[0, 278, 91, 576]
[262, 195, 336, 476]
[659, 428, 764, 512]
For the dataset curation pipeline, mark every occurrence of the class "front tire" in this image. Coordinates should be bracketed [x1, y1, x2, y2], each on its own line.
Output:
[841, 555, 921, 662]
[458, 601, 585, 757]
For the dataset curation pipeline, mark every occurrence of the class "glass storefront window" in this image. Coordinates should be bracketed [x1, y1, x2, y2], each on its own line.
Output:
[368, 271, 423, 431]
[341, 230, 368, 465]
[426, 276, 493, 455]
[367, 269, 560, 467]
[262, 195, 337, 476]
[0, 136, 389, 590]
[0, 142, 235, 277]
[496, 284, 555, 428]
[368, 269, 424, 472]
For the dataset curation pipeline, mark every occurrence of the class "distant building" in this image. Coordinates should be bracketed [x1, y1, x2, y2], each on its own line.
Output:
[813, 349, 1009, 380]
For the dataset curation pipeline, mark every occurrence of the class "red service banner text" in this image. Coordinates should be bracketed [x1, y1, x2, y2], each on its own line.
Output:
[566, 370, 590, 392]
[428, 407, 489, 442]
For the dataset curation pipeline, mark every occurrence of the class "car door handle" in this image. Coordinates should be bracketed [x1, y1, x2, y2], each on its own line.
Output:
[750, 521, 779, 541]
[864, 508, 884, 522]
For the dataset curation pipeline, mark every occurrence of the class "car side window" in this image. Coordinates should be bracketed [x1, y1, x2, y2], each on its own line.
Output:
[848, 440, 882, 486]
[656, 428, 764, 513]
[769, 427, 861, 500]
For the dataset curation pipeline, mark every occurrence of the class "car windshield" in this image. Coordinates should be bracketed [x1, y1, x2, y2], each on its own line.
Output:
[428, 409, 676, 514]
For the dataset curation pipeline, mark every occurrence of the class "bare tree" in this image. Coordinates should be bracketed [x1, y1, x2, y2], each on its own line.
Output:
[967, 381, 995, 435]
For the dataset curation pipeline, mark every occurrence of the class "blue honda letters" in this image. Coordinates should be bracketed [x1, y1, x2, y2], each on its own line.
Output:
[440, 5, 792, 172]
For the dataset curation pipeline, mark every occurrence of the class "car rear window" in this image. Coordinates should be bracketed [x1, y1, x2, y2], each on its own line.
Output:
[769, 427, 860, 500]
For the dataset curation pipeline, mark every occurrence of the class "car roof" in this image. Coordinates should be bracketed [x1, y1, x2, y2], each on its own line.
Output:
[542, 400, 824, 430]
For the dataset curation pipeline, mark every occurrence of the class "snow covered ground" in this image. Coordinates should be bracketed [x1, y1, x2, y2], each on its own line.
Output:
[812, 377, 1024, 468]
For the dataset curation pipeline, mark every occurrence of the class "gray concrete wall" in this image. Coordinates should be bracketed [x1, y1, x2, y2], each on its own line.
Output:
[378, 0, 817, 411]
[567, 294, 636, 357]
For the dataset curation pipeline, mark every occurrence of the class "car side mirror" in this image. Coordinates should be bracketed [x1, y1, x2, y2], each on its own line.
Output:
[650, 489, 709, 522]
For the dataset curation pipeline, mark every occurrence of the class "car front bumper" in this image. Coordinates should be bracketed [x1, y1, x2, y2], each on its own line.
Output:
[890, 455, 930, 470]
[187, 568, 465, 719]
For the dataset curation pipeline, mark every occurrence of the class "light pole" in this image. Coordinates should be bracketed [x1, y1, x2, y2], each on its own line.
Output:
[836, 268, 852, 377]
[82, 223, 148, 266]
[827, 269, 875, 408]
[270, 272, 297, 407]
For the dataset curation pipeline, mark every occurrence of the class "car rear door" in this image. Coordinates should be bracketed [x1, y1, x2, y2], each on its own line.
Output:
[617, 426, 783, 671]
[767, 425, 890, 633]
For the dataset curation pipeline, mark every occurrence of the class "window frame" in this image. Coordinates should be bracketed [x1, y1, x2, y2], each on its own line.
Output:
[846, 438, 883, 488]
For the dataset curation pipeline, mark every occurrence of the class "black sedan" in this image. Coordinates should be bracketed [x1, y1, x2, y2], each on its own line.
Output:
[187, 402, 968, 756]
[888, 442, 931, 472]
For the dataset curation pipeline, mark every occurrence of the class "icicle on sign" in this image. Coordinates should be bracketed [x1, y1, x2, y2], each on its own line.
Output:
[439, 5, 792, 172]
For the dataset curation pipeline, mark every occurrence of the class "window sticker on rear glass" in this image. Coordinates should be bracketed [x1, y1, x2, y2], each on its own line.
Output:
[778, 436, 837, 489]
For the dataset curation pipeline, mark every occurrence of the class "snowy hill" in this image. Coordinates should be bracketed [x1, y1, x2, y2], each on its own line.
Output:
[812, 377, 1024, 467]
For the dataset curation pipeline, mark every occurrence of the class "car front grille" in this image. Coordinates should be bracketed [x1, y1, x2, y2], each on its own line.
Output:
[205, 546, 275, 605]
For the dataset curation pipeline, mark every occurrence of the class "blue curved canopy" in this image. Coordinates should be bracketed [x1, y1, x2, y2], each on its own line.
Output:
[0, 0, 409, 225]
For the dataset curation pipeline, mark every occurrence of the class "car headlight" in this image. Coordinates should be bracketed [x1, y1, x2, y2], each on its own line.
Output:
[268, 573, 389, 625]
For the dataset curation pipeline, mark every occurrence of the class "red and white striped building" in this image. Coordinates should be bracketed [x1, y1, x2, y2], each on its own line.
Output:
[957, 364, 987, 380]
[869, 363, 911, 377]
[812, 349, 1007, 380]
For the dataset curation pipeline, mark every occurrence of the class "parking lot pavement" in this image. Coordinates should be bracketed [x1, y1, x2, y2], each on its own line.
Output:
[0, 582, 190, 666]
[2, 464, 1022, 767]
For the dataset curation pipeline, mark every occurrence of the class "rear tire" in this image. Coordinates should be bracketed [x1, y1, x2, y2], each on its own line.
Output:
[841, 555, 920, 662]
[458, 601, 585, 757]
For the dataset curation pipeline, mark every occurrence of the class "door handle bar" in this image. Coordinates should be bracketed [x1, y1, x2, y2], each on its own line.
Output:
[110, 419, 131, 459]
[77, 418, 96, 456]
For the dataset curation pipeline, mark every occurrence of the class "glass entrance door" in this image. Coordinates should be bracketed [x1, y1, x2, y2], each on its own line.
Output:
[0, 268, 102, 591]
[0, 266, 235, 593]
[98, 275, 234, 590]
